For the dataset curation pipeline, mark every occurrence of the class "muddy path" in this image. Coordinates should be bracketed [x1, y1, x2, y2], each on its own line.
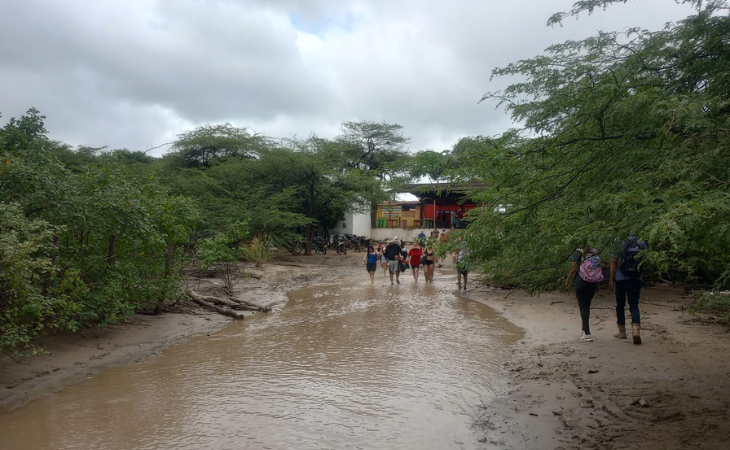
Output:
[1, 252, 522, 450]
[2, 250, 729, 449]
[471, 286, 730, 449]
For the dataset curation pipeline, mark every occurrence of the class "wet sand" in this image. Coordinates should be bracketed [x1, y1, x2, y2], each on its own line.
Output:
[2, 251, 729, 449]
[470, 285, 730, 449]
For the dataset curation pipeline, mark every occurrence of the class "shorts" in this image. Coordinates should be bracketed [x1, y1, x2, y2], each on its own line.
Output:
[457, 263, 469, 275]
[366, 262, 377, 273]
[423, 259, 435, 266]
[381, 255, 388, 263]
[388, 260, 401, 274]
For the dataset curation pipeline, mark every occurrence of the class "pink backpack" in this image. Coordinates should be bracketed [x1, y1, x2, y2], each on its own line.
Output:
[579, 251, 604, 283]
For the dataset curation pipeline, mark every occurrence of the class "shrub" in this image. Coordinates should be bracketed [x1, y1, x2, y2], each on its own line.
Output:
[241, 235, 274, 268]
[688, 291, 730, 323]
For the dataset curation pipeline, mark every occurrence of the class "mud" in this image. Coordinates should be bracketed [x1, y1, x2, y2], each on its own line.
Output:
[1, 251, 520, 450]
[471, 286, 730, 449]
[2, 250, 729, 449]
[0, 251, 358, 412]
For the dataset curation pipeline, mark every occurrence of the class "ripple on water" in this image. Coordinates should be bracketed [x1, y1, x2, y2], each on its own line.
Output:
[0, 273, 522, 450]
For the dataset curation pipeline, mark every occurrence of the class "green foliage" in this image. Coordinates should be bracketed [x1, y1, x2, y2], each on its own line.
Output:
[460, 2, 730, 291]
[339, 120, 411, 181]
[688, 291, 730, 323]
[409, 150, 456, 183]
[0, 109, 199, 355]
[168, 123, 268, 168]
[196, 221, 249, 292]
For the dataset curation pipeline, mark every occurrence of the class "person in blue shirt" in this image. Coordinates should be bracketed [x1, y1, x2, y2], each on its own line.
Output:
[417, 230, 427, 247]
[363, 245, 381, 283]
[609, 234, 649, 344]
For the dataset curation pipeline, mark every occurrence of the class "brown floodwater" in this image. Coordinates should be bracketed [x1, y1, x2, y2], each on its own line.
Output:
[0, 269, 523, 450]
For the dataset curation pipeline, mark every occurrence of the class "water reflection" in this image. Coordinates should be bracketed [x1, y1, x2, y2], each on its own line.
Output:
[0, 270, 522, 450]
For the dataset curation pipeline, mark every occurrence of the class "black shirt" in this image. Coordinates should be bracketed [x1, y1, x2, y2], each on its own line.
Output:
[384, 243, 403, 260]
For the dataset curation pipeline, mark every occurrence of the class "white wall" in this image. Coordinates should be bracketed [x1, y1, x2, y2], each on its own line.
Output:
[371, 228, 419, 243]
[330, 209, 372, 237]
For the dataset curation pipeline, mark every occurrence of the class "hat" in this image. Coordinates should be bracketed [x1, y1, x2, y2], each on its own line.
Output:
[394, 235, 398, 240]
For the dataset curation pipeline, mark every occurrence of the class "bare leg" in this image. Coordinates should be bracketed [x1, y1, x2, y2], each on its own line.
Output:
[412, 267, 419, 282]
[369, 271, 375, 283]
[389, 270, 394, 285]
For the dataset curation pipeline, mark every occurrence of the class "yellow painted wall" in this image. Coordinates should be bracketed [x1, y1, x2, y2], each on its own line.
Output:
[376, 204, 423, 228]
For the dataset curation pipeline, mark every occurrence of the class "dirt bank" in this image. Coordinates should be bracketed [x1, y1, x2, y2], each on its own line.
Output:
[470, 284, 730, 449]
[0, 250, 362, 412]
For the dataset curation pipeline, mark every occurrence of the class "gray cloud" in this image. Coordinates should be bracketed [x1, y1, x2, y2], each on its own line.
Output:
[0, 0, 695, 154]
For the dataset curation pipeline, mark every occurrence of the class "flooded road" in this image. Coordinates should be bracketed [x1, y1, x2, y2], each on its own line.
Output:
[0, 269, 523, 450]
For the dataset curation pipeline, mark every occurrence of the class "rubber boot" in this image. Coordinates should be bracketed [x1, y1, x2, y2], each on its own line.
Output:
[632, 324, 642, 345]
[613, 325, 627, 339]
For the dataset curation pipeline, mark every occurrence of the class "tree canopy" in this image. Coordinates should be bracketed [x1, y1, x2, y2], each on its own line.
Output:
[457, 0, 730, 291]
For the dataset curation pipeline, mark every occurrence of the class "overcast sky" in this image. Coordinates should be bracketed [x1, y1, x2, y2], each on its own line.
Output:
[1, 0, 695, 156]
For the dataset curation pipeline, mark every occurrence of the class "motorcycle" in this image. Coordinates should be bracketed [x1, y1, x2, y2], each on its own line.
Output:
[312, 236, 328, 255]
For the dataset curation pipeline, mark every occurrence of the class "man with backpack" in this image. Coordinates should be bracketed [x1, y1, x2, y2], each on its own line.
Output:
[609, 234, 648, 345]
[383, 238, 404, 285]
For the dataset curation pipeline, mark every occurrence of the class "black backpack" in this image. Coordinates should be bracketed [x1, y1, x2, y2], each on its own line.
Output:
[619, 239, 643, 278]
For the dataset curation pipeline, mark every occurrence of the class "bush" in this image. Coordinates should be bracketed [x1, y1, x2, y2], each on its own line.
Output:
[688, 291, 730, 323]
[241, 235, 274, 268]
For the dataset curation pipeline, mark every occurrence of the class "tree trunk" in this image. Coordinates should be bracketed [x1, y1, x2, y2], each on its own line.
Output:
[42, 235, 61, 295]
[187, 291, 245, 319]
[154, 240, 177, 315]
[304, 223, 314, 256]
[187, 291, 270, 312]
[107, 234, 116, 267]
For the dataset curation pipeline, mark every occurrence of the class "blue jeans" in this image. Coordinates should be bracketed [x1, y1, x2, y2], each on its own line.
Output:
[615, 278, 642, 325]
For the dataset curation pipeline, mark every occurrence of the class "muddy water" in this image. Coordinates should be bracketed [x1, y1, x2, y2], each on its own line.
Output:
[0, 270, 522, 450]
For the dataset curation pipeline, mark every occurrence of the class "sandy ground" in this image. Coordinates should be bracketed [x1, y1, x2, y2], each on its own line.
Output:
[469, 284, 730, 449]
[2, 249, 729, 450]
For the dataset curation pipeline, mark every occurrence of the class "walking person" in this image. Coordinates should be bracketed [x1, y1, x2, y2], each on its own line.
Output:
[610, 234, 648, 345]
[377, 241, 388, 276]
[383, 238, 404, 285]
[422, 244, 437, 283]
[456, 247, 470, 291]
[363, 245, 380, 283]
[566, 246, 604, 342]
[407, 242, 423, 282]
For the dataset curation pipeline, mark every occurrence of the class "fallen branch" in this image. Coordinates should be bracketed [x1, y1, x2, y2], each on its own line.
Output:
[227, 296, 271, 312]
[186, 291, 245, 319]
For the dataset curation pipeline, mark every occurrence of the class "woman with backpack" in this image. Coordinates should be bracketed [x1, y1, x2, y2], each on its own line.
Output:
[565, 246, 604, 342]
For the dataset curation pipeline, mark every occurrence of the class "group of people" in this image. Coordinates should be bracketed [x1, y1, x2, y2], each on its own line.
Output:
[363, 236, 438, 285]
[565, 234, 648, 345]
[434, 208, 467, 229]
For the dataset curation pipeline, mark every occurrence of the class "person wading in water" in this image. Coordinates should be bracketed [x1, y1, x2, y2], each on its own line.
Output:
[363, 245, 380, 283]
[422, 244, 437, 284]
[407, 242, 423, 282]
[383, 238, 404, 285]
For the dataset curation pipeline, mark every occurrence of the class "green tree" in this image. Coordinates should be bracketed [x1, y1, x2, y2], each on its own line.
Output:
[168, 123, 268, 168]
[339, 121, 411, 181]
[462, 0, 730, 291]
[1, 109, 199, 354]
